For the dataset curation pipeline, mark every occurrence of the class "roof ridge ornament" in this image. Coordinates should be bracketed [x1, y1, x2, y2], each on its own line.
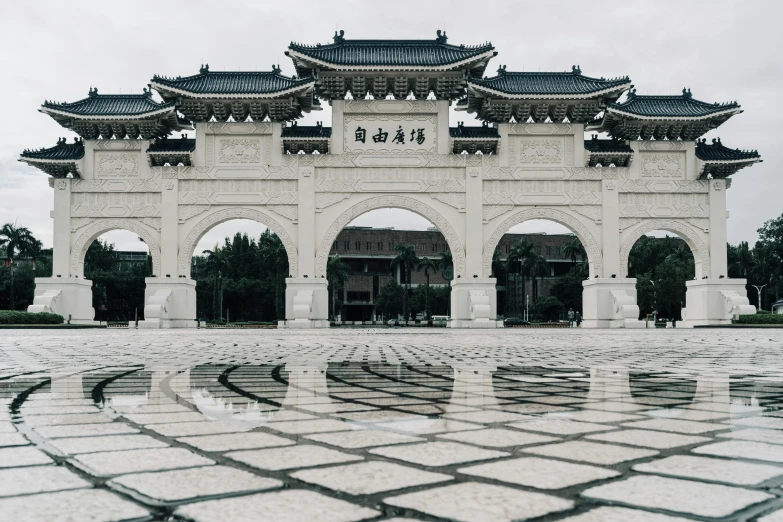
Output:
[627, 87, 636, 99]
[88, 87, 98, 98]
[333, 30, 345, 44]
[436, 30, 448, 43]
[272, 64, 281, 74]
[572, 65, 581, 75]
[682, 87, 692, 99]
[200, 64, 209, 74]
[497, 64, 507, 75]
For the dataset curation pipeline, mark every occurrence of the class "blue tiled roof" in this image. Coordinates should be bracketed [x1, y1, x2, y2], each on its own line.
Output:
[608, 89, 741, 118]
[20, 138, 84, 160]
[152, 65, 314, 96]
[469, 66, 630, 97]
[449, 123, 499, 138]
[584, 137, 632, 154]
[287, 30, 495, 70]
[147, 136, 196, 153]
[696, 138, 759, 162]
[281, 122, 331, 138]
[41, 88, 174, 117]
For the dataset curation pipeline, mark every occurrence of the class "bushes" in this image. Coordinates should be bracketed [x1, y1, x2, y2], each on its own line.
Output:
[0, 311, 64, 325]
[735, 314, 783, 325]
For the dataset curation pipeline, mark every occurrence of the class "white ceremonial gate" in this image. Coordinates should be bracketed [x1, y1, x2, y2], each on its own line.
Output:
[20, 31, 761, 328]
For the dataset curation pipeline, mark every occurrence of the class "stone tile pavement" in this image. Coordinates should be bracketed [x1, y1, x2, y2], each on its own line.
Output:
[0, 328, 782, 520]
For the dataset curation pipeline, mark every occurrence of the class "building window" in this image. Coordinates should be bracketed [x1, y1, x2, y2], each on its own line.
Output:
[546, 246, 552, 256]
[389, 242, 393, 251]
[343, 241, 349, 250]
[378, 242, 383, 251]
[347, 291, 371, 302]
[365, 242, 370, 251]
[505, 244, 509, 254]
[556, 246, 561, 257]
[355, 241, 361, 251]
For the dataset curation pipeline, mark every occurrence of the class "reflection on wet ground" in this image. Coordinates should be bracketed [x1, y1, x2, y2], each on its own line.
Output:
[4, 358, 783, 521]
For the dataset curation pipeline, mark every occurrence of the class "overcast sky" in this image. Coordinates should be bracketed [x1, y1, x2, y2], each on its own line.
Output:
[1, 0, 780, 253]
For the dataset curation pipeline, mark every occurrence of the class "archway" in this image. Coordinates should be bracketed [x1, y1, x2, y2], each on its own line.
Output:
[70, 219, 160, 278]
[315, 195, 466, 280]
[78, 226, 154, 322]
[625, 227, 699, 322]
[315, 197, 463, 323]
[620, 220, 709, 280]
[181, 210, 296, 323]
[178, 208, 297, 278]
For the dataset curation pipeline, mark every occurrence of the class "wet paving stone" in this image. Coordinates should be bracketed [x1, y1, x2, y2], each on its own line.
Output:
[3, 329, 783, 520]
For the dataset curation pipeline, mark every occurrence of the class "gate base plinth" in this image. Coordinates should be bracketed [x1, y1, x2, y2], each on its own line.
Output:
[138, 278, 197, 329]
[27, 277, 96, 324]
[681, 278, 755, 328]
[449, 278, 502, 329]
[282, 278, 329, 329]
[582, 278, 643, 329]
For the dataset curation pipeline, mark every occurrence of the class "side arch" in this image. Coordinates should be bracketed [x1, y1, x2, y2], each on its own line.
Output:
[619, 220, 709, 279]
[482, 207, 602, 277]
[178, 207, 298, 278]
[315, 195, 466, 278]
[71, 218, 161, 278]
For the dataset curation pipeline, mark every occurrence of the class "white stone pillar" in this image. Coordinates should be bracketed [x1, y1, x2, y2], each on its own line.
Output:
[601, 178, 621, 278]
[331, 100, 344, 154]
[709, 180, 728, 278]
[436, 100, 450, 155]
[160, 170, 178, 277]
[582, 278, 644, 328]
[51, 178, 71, 277]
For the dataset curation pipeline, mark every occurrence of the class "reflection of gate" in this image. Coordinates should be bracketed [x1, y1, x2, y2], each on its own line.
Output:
[21, 31, 759, 328]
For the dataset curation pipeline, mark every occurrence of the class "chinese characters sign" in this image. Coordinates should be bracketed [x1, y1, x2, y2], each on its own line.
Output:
[344, 116, 437, 153]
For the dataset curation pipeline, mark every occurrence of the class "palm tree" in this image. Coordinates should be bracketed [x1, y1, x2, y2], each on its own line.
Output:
[390, 245, 419, 321]
[524, 253, 549, 306]
[563, 238, 586, 267]
[506, 239, 534, 317]
[259, 230, 289, 320]
[0, 222, 37, 309]
[440, 250, 453, 316]
[327, 255, 350, 320]
[417, 257, 440, 321]
[202, 246, 227, 321]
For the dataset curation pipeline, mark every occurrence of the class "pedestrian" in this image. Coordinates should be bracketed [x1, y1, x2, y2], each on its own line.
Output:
[567, 308, 574, 328]
[575, 311, 582, 328]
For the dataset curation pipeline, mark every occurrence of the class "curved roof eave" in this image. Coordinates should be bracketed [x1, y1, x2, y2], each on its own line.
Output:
[39, 105, 176, 121]
[605, 106, 743, 121]
[150, 80, 315, 100]
[467, 81, 631, 100]
[287, 48, 496, 72]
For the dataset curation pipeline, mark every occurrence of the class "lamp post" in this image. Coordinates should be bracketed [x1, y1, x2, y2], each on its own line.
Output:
[752, 284, 767, 311]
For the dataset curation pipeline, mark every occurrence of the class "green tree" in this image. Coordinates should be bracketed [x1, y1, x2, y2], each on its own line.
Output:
[524, 252, 549, 303]
[202, 245, 227, 321]
[506, 239, 534, 317]
[390, 245, 419, 321]
[416, 256, 440, 321]
[532, 296, 565, 322]
[258, 230, 289, 320]
[375, 279, 405, 320]
[563, 238, 586, 267]
[0, 222, 37, 309]
[327, 255, 349, 320]
[550, 266, 585, 313]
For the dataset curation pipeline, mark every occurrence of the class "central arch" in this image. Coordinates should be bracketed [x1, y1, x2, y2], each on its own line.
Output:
[482, 207, 602, 277]
[178, 207, 298, 278]
[315, 195, 466, 278]
[619, 220, 709, 279]
[71, 219, 161, 278]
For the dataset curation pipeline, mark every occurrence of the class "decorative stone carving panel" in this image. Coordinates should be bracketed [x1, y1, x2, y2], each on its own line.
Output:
[640, 153, 685, 178]
[569, 205, 602, 223]
[483, 208, 601, 277]
[316, 196, 465, 279]
[483, 205, 514, 222]
[430, 193, 466, 212]
[72, 178, 161, 192]
[619, 178, 708, 193]
[267, 205, 298, 222]
[95, 152, 140, 179]
[619, 193, 709, 218]
[218, 138, 262, 164]
[178, 208, 297, 277]
[344, 100, 437, 114]
[179, 180, 297, 205]
[94, 140, 142, 150]
[518, 138, 563, 165]
[639, 141, 687, 151]
[206, 122, 272, 135]
[315, 193, 351, 210]
[71, 192, 161, 217]
[484, 180, 601, 205]
[316, 169, 464, 193]
[508, 123, 575, 135]
[178, 205, 210, 223]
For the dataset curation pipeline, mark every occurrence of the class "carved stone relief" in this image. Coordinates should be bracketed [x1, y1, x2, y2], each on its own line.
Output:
[178, 205, 210, 223]
[519, 139, 563, 165]
[71, 219, 161, 277]
[344, 100, 437, 114]
[206, 122, 272, 135]
[569, 205, 602, 223]
[71, 192, 161, 217]
[484, 180, 601, 205]
[95, 152, 140, 179]
[218, 138, 261, 164]
[316, 169, 464, 193]
[639, 140, 687, 151]
[619, 193, 709, 218]
[619, 179, 708, 193]
[430, 193, 466, 212]
[508, 123, 575, 135]
[640, 153, 685, 178]
[267, 205, 298, 222]
[179, 180, 297, 205]
[72, 178, 161, 192]
[483, 205, 514, 222]
[343, 115, 438, 154]
[315, 193, 351, 210]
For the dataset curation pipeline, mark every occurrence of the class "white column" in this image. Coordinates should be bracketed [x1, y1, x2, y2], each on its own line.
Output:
[160, 171, 178, 277]
[436, 100, 450, 155]
[51, 178, 71, 277]
[465, 164, 483, 278]
[601, 179, 621, 278]
[709, 180, 728, 278]
[331, 100, 344, 154]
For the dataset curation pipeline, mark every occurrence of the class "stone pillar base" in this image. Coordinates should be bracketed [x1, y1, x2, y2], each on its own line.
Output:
[582, 278, 643, 329]
[281, 278, 329, 329]
[681, 278, 755, 328]
[449, 278, 502, 329]
[138, 278, 197, 329]
[27, 277, 95, 324]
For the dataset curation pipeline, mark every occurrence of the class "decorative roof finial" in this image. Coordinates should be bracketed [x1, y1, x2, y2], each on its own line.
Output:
[572, 65, 581, 75]
[627, 87, 637, 98]
[272, 64, 281, 74]
[143, 85, 152, 97]
[436, 30, 448, 43]
[682, 87, 692, 98]
[200, 64, 209, 74]
[88, 87, 98, 98]
[497, 64, 507, 75]
[333, 30, 345, 43]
